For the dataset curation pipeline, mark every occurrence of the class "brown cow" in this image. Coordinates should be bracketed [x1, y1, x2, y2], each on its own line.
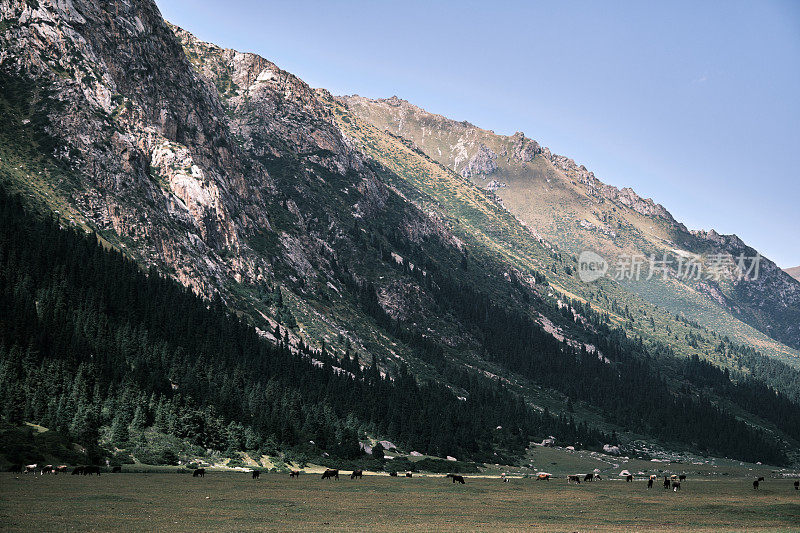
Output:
[350, 470, 363, 480]
[56, 465, 69, 473]
[289, 470, 300, 478]
[672, 481, 681, 491]
[321, 469, 339, 480]
[537, 473, 550, 481]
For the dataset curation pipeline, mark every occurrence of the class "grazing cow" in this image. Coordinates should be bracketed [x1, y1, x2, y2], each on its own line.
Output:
[9, 464, 23, 473]
[679, 474, 686, 482]
[24, 464, 37, 474]
[757, 476, 765, 482]
[501, 473, 508, 483]
[672, 481, 681, 492]
[40, 465, 54, 475]
[350, 470, 363, 480]
[56, 465, 69, 473]
[626, 475, 633, 483]
[537, 473, 550, 481]
[72, 466, 84, 475]
[594, 474, 601, 481]
[794, 480, 798, 490]
[663, 476, 670, 489]
[111, 466, 122, 473]
[321, 469, 339, 480]
[753, 479, 760, 490]
[447, 474, 465, 484]
[289, 470, 300, 478]
[389, 471, 398, 477]
[406, 472, 413, 478]
[567, 475, 581, 484]
[83, 466, 101, 476]
[252, 470, 260, 479]
[192, 468, 205, 478]
[584, 473, 593, 482]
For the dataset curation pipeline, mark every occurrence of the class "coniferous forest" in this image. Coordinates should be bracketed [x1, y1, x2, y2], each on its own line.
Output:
[0, 187, 608, 467]
[1, 185, 797, 468]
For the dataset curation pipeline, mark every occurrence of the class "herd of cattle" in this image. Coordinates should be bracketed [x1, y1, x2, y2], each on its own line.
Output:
[8, 464, 800, 491]
[9, 464, 107, 475]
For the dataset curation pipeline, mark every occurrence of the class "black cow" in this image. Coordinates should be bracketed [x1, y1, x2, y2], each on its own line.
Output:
[753, 479, 760, 490]
[72, 466, 84, 475]
[757, 476, 765, 482]
[193, 468, 205, 478]
[321, 469, 339, 480]
[626, 475, 633, 483]
[663, 476, 670, 489]
[389, 471, 398, 477]
[83, 465, 101, 476]
[350, 470, 363, 480]
[584, 473, 594, 482]
[647, 478, 654, 489]
[567, 475, 581, 484]
[447, 474, 465, 484]
[9, 464, 23, 473]
[405, 472, 413, 478]
[794, 480, 799, 490]
[289, 470, 300, 478]
[678, 474, 686, 482]
[252, 470, 260, 479]
[111, 466, 122, 473]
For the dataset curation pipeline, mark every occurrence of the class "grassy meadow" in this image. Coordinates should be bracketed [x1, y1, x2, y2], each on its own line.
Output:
[2, 470, 799, 532]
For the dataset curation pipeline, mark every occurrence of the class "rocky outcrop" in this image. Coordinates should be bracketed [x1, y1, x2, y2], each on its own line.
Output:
[460, 144, 497, 177]
[509, 131, 541, 162]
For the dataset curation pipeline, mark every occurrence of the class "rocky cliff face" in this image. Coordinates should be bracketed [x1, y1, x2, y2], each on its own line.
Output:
[0, 0, 254, 295]
[0, 0, 468, 366]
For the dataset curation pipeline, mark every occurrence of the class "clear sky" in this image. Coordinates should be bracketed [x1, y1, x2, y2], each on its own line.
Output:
[155, 0, 800, 268]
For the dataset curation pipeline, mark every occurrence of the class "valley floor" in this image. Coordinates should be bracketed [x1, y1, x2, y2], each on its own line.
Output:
[1, 472, 799, 531]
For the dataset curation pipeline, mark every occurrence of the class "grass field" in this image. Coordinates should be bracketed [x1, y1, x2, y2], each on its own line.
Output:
[2, 472, 799, 532]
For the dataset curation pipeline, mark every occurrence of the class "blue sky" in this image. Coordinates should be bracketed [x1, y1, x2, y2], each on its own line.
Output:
[155, 0, 800, 268]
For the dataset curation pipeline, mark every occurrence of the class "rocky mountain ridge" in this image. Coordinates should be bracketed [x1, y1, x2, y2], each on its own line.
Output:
[339, 95, 800, 351]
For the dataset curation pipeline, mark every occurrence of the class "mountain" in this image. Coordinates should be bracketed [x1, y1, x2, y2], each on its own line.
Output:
[340, 96, 800, 354]
[787, 267, 800, 283]
[2, 0, 800, 468]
